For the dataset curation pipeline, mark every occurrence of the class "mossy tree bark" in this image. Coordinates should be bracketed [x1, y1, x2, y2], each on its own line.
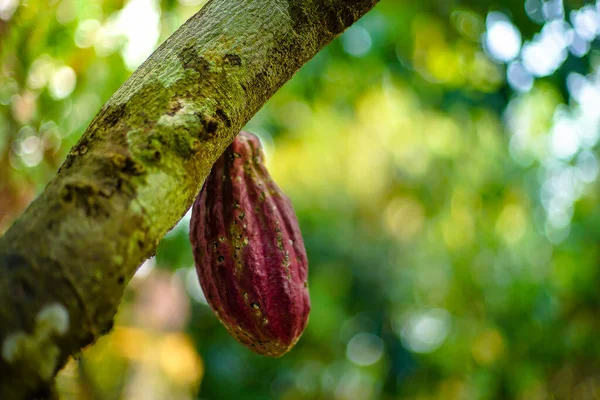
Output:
[0, 0, 379, 398]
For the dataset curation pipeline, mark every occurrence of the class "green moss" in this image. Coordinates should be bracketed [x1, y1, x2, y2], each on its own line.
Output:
[2, 303, 70, 381]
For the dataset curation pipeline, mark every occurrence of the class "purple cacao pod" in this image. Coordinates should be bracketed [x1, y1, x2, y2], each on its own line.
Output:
[189, 131, 310, 357]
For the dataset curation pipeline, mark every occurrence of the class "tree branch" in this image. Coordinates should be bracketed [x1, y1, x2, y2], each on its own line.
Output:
[0, 0, 378, 397]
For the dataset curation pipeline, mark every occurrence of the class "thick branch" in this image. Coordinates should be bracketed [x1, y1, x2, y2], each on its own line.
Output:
[0, 0, 378, 398]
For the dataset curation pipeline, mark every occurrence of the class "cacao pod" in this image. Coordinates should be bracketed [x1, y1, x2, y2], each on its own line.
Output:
[190, 131, 310, 357]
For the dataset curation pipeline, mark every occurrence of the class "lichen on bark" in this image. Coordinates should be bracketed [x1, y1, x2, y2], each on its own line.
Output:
[0, 0, 379, 398]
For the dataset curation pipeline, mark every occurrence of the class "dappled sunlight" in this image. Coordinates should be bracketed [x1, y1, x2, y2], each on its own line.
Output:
[471, 328, 505, 366]
[396, 308, 452, 354]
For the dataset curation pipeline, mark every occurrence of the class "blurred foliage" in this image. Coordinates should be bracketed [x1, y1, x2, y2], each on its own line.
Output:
[2, 0, 600, 399]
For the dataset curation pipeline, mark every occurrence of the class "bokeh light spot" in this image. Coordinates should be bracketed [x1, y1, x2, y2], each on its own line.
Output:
[159, 333, 203, 385]
[471, 329, 504, 365]
[0, 0, 18, 20]
[342, 25, 373, 57]
[49, 66, 77, 100]
[496, 203, 527, 244]
[398, 309, 451, 354]
[484, 12, 522, 63]
[522, 20, 572, 77]
[346, 333, 384, 366]
[507, 61, 534, 92]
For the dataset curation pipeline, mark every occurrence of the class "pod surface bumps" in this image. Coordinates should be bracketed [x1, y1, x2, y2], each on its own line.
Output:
[190, 131, 310, 357]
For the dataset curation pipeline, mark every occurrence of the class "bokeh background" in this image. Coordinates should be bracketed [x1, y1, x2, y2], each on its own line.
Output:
[2, 0, 600, 398]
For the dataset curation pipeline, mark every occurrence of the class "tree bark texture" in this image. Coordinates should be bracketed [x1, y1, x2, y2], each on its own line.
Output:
[0, 0, 379, 398]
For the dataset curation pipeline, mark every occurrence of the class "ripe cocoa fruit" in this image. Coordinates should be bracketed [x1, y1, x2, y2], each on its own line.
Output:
[189, 131, 310, 357]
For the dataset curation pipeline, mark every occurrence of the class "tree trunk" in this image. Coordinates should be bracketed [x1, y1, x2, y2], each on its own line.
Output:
[0, 0, 378, 398]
